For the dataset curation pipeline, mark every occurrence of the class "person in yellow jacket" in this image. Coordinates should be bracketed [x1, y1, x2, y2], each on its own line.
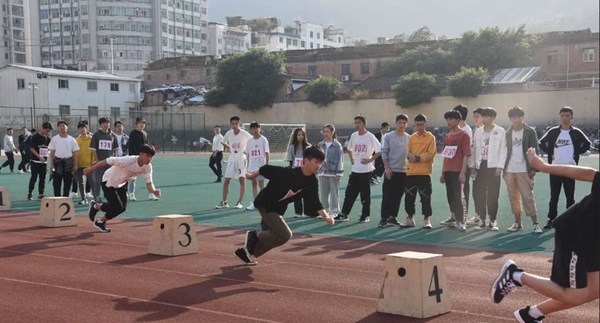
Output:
[74, 121, 95, 205]
[402, 114, 437, 229]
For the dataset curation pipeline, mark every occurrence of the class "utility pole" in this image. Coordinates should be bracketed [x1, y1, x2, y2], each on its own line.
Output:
[28, 83, 38, 129]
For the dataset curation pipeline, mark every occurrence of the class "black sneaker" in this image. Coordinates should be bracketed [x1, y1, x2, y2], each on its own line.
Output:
[38, 194, 46, 200]
[27, 193, 33, 200]
[387, 217, 401, 227]
[245, 230, 259, 255]
[514, 306, 545, 323]
[543, 220, 553, 229]
[214, 178, 222, 183]
[334, 213, 349, 222]
[234, 247, 257, 266]
[88, 201, 99, 222]
[491, 259, 523, 303]
[377, 219, 388, 228]
[93, 220, 111, 233]
[358, 216, 370, 223]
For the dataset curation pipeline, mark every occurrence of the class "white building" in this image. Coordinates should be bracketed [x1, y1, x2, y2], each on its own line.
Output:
[0, 65, 140, 129]
[1, 0, 40, 67]
[207, 22, 251, 56]
[253, 19, 350, 52]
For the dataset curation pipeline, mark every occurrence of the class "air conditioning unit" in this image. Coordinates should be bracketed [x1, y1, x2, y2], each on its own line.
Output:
[341, 75, 349, 82]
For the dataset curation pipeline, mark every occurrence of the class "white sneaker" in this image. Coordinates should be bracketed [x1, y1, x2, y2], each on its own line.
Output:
[69, 192, 79, 198]
[216, 201, 229, 209]
[85, 192, 93, 199]
[532, 223, 543, 234]
[148, 193, 159, 201]
[466, 215, 481, 225]
[246, 203, 257, 211]
[234, 202, 243, 209]
[17, 170, 24, 174]
[489, 221, 499, 231]
[128, 193, 137, 201]
[423, 217, 432, 229]
[507, 223, 523, 232]
[399, 216, 416, 228]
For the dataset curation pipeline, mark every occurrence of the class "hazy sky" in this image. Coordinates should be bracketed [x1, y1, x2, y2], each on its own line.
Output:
[209, 0, 599, 41]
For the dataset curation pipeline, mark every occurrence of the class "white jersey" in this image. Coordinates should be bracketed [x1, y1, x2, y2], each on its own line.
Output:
[246, 135, 270, 172]
[348, 131, 381, 173]
[103, 156, 152, 188]
[48, 134, 80, 159]
[223, 129, 251, 161]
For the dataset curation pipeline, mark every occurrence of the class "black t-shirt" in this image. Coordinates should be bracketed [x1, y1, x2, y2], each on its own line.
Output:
[30, 133, 51, 163]
[128, 129, 148, 155]
[254, 165, 323, 215]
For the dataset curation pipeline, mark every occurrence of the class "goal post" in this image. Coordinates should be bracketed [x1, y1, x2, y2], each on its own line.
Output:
[242, 123, 306, 158]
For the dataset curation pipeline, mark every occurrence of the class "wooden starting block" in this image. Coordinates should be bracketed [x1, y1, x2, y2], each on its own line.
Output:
[377, 251, 451, 318]
[0, 186, 11, 211]
[148, 215, 198, 256]
[38, 197, 77, 227]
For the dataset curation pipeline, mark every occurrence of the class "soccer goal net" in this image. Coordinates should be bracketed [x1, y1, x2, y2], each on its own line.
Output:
[242, 123, 306, 157]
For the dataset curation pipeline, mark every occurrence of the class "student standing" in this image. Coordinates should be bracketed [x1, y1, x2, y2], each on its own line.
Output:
[90, 117, 118, 203]
[1, 128, 18, 173]
[74, 122, 95, 205]
[17, 127, 31, 173]
[27, 122, 53, 200]
[48, 121, 79, 197]
[127, 117, 149, 200]
[209, 125, 224, 182]
[285, 127, 311, 217]
[372, 122, 389, 184]
[317, 124, 344, 217]
[245, 122, 270, 211]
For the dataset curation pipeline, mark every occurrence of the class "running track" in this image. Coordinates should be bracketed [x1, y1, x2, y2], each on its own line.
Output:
[0, 210, 597, 322]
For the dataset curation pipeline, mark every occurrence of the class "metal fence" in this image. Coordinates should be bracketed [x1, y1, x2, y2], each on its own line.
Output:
[0, 106, 208, 153]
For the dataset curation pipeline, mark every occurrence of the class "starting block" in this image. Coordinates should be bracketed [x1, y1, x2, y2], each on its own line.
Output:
[377, 251, 451, 318]
[148, 215, 198, 256]
[38, 197, 77, 227]
[0, 187, 11, 211]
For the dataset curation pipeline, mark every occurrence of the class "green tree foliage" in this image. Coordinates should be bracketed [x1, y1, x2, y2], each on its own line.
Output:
[447, 67, 489, 97]
[407, 26, 437, 42]
[305, 76, 339, 106]
[380, 46, 454, 77]
[213, 49, 285, 110]
[203, 87, 228, 107]
[392, 72, 438, 108]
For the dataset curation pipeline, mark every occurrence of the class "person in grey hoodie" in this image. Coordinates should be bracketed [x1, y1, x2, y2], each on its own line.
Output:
[317, 124, 344, 216]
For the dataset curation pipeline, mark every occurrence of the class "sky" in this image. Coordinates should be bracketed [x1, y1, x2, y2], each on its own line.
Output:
[208, 0, 599, 42]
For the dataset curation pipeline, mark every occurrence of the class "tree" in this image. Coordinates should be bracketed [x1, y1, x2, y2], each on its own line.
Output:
[213, 49, 285, 110]
[407, 26, 436, 42]
[380, 46, 454, 77]
[447, 66, 489, 97]
[305, 76, 339, 106]
[392, 72, 438, 108]
[203, 87, 228, 107]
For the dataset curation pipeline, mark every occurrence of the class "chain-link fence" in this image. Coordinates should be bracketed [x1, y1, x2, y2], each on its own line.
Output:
[0, 106, 208, 153]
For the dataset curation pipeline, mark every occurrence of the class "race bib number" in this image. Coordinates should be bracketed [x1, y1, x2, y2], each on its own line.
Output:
[250, 149, 261, 157]
[231, 142, 241, 150]
[442, 146, 457, 159]
[294, 157, 304, 167]
[39, 147, 49, 157]
[99, 140, 113, 150]
[353, 144, 367, 153]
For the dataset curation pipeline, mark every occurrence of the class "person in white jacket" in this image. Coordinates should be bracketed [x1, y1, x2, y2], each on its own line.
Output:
[469, 108, 507, 231]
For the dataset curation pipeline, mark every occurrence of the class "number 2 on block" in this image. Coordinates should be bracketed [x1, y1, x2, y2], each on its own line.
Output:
[428, 265, 443, 303]
[59, 203, 71, 221]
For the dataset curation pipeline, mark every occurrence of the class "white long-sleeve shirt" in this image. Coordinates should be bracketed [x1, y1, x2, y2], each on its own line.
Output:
[3, 134, 15, 152]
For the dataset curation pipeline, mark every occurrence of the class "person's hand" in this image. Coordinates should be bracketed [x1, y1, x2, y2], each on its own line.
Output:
[325, 216, 335, 225]
[335, 176, 341, 183]
[83, 167, 91, 176]
[245, 171, 259, 180]
[385, 168, 393, 180]
[495, 168, 502, 177]
[39, 156, 46, 163]
[470, 168, 477, 179]
[360, 158, 371, 165]
[459, 172, 466, 184]
[528, 170, 536, 179]
[153, 189, 161, 197]
[407, 153, 416, 163]
[526, 148, 546, 171]
[439, 175, 445, 184]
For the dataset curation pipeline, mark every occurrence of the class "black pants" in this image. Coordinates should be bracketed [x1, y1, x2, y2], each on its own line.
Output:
[372, 156, 385, 178]
[463, 168, 470, 214]
[1, 152, 15, 171]
[53, 171, 73, 197]
[548, 174, 575, 221]
[341, 172, 372, 217]
[100, 182, 128, 220]
[472, 161, 501, 221]
[28, 162, 47, 195]
[404, 175, 432, 217]
[444, 172, 464, 223]
[380, 172, 406, 220]
[209, 151, 223, 179]
[18, 151, 30, 171]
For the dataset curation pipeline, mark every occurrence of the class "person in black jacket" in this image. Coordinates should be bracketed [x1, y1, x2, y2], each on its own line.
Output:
[127, 117, 149, 201]
[17, 127, 31, 173]
[234, 146, 335, 265]
[372, 122, 389, 184]
[538, 107, 591, 229]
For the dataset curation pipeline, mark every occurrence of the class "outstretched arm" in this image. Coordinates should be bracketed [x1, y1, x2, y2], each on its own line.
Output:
[527, 148, 596, 182]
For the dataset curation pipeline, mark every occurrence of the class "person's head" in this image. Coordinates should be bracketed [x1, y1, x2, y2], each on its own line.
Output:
[354, 115, 367, 131]
[481, 107, 497, 126]
[39, 122, 53, 136]
[292, 127, 308, 147]
[77, 121, 89, 136]
[137, 144, 156, 165]
[6, 127, 13, 135]
[301, 146, 325, 175]
[99, 117, 110, 132]
[213, 125, 221, 134]
[444, 110, 462, 128]
[322, 124, 336, 140]
[381, 122, 390, 133]
[413, 114, 428, 134]
[508, 106, 525, 127]
[229, 116, 241, 131]
[20, 127, 27, 135]
[31, 128, 37, 135]
[472, 107, 484, 127]
[249, 121, 261, 137]
[135, 117, 146, 130]
[114, 121, 124, 134]
[395, 114, 408, 132]
[453, 104, 468, 121]
[57, 120, 68, 135]
[559, 106, 573, 127]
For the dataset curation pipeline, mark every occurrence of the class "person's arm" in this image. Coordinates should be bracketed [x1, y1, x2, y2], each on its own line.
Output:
[362, 134, 381, 164]
[424, 134, 437, 161]
[496, 129, 507, 176]
[576, 129, 592, 155]
[49, 149, 55, 171]
[538, 128, 551, 153]
[145, 182, 161, 196]
[317, 209, 335, 225]
[527, 148, 596, 182]
[460, 133, 470, 183]
[83, 159, 109, 176]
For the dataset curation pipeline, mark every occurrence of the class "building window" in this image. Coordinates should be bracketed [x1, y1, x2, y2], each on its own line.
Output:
[17, 78, 25, 90]
[317, 32, 320, 39]
[341, 64, 350, 76]
[310, 31, 313, 38]
[360, 63, 370, 75]
[279, 37, 283, 43]
[59, 105, 70, 116]
[129, 84, 136, 93]
[88, 106, 98, 120]
[166, 73, 170, 80]
[110, 83, 119, 92]
[546, 51, 558, 65]
[58, 79, 69, 89]
[87, 81, 97, 91]
[308, 65, 317, 77]
[301, 41, 305, 48]
[110, 107, 120, 121]
[583, 48, 595, 62]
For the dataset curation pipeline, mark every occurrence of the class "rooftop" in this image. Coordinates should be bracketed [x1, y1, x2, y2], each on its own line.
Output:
[5, 65, 139, 82]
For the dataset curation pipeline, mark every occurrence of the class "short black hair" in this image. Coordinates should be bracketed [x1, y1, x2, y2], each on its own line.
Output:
[303, 146, 325, 162]
[444, 110, 462, 120]
[114, 121, 123, 127]
[249, 121, 260, 129]
[99, 117, 110, 124]
[473, 107, 485, 115]
[77, 121, 88, 129]
[559, 106, 573, 115]
[135, 117, 146, 124]
[414, 114, 427, 122]
[453, 104, 468, 120]
[21, 126, 27, 130]
[230, 116, 240, 122]
[214, 125, 221, 128]
[481, 107, 497, 118]
[381, 122, 389, 128]
[354, 115, 366, 124]
[508, 106, 525, 118]
[138, 144, 156, 157]
[6, 127, 12, 132]
[57, 120, 67, 126]
[395, 114, 409, 122]
[42, 122, 53, 130]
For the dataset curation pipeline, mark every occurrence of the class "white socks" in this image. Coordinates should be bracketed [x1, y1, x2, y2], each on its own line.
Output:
[529, 305, 544, 318]
[512, 271, 524, 285]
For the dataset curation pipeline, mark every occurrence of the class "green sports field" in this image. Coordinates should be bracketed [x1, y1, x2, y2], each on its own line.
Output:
[1, 153, 597, 254]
